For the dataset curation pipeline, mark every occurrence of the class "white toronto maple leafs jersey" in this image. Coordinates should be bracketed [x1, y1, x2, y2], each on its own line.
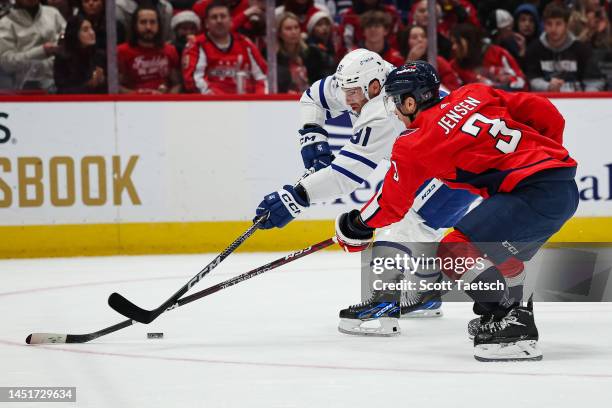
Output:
[298, 75, 406, 202]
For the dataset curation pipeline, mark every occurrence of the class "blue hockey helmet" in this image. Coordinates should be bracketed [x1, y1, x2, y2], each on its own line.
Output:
[384, 61, 441, 114]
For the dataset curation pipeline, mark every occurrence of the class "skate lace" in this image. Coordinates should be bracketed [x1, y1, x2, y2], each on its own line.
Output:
[482, 311, 525, 333]
[348, 298, 374, 309]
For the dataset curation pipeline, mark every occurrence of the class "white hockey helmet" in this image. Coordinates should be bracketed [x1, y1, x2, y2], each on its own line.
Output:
[335, 49, 388, 100]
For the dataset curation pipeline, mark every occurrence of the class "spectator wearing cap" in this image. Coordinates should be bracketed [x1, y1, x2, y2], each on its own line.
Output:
[276, 11, 331, 93]
[275, 0, 330, 34]
[117, 4, 181, 93]
[338, 0, 402, 52]
[514, 3, 541, 48]
[524, 2, 604, 92]
[116, 0, 174, 42]
[306, 9, 338, 67]
[450, 23, 527, 91]
[171, 10, 200, 57]
[487, 9, 525, 63]
[407, 0, 452, 60]
[0, 0, 66, 91]
[359, 10, 403, 66]
[399, 24, 461, 90]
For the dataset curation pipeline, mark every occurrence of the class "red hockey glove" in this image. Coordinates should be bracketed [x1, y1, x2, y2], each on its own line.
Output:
[335, 210, 375, 252]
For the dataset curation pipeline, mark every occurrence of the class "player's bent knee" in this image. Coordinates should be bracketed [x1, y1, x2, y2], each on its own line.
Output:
[437, 230, 484, 281]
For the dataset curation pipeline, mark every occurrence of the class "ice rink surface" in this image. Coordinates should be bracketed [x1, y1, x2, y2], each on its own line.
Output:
[1, 250, 611, 408]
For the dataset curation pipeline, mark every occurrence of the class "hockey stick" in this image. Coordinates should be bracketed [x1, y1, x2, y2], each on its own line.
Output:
[25, 237, 335, 345]
[108, 214, 268, 324]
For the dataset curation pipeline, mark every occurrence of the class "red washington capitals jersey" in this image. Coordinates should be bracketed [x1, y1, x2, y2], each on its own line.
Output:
[361, 83, 577, 229]
[183, 33, 267, 95]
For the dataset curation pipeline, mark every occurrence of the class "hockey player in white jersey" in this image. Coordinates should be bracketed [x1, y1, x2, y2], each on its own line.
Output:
[254, 49, 476, 336]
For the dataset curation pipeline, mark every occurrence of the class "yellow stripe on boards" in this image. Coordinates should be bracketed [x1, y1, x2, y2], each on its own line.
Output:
[0, 220, 335, 258]
[0, 217, 610, 259]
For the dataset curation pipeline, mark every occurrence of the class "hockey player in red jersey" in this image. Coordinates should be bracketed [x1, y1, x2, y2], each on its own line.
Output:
[334, 61, 579, 361]
[183, 0, 268, 94]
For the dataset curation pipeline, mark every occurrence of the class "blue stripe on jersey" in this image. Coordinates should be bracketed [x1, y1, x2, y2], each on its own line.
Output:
[331, 163, 364, 184]
[305, 88, 313, 100]
[319, 78, 330, 110]
[339, 150, 377, 169]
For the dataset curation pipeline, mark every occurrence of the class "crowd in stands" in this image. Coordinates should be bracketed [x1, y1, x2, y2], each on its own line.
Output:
[0, 0, 611, 94]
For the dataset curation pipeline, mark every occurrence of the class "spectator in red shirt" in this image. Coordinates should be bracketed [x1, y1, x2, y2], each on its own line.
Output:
[399, 24, 461, 90]
[339, 0, 402, 51]
[450, 23, 527, 91]
[182, 0, 267, 94]
[117, 4, 181, 93]
[359, 10, 403, 67]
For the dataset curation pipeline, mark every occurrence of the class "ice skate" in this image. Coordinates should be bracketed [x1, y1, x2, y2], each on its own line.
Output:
[467, 314, 493, 340]
[473, 300, 542, 362]
[400, 289, 443, 318]
[401, 298, 443, 318]
[338, 295, 400, 337]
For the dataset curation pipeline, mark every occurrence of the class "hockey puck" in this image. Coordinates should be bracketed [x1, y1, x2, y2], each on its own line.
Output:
[147, 332, 164, 339]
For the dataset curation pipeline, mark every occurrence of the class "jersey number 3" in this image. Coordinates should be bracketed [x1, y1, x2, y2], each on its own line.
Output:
[461, 113, 522, 153]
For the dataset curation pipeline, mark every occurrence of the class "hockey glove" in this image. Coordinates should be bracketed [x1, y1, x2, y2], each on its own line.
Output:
[335, 209, 375, 252]
[255, 184, 310, 229]
[298, 126, 334, 171]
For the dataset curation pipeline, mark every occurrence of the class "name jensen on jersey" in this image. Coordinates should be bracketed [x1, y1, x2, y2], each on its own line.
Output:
[437, 96, 482, 135]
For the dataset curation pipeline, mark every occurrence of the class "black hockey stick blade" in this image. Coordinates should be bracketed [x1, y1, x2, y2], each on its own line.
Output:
[107, 293, 156, 323]
[107, 214, 268, 324]
[27, 237, 335, 345]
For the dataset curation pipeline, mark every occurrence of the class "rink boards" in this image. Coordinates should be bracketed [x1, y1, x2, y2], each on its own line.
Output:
[0, 95, 611, 257]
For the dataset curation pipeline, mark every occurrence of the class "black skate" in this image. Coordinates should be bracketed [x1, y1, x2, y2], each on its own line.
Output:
[467, 314, 492, 340]
[338, 296, 400, 337]
[473, 300, 542, 362]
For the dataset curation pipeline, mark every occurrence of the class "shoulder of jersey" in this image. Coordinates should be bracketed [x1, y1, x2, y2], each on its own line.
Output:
[234, 32, 255, 46]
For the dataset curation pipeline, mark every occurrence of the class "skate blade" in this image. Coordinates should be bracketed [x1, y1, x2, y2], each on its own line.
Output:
[338, 317, 400, 337]
[401, 309, 443, 319]
[474, 340, 543, 362]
